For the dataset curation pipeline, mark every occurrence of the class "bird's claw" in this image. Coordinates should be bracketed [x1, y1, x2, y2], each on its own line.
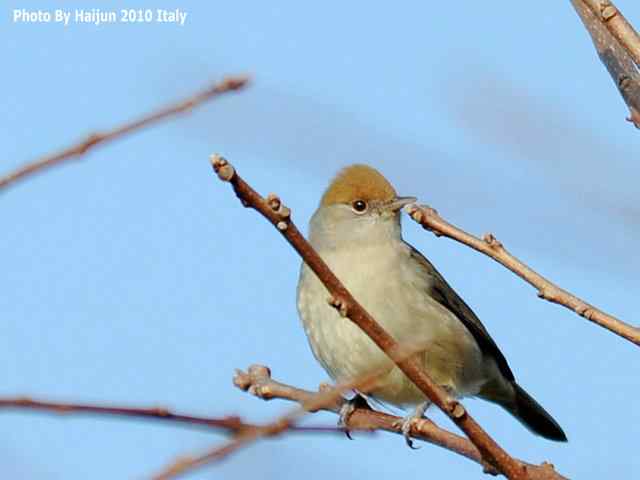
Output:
[336, 393, 371, 439]
[394, 401, 430, 449]
[338, 400, 357, 439]
[400, 416, 420, 449]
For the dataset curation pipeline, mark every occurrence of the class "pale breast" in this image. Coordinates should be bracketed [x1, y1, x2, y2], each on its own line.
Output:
[296, 242, 486, 406]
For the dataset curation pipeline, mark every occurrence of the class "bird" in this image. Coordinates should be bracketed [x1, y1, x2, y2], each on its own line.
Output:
[296, 164, 567, 445]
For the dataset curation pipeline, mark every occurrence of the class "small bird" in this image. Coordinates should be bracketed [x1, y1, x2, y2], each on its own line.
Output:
[296, 164, 567, 444]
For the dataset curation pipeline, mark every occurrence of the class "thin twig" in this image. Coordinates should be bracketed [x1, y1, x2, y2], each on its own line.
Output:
[405, 204, 639, 346]
[0, 75, 249, 191]
[210, 154, 566, 480]
[571, 0, 640, 127]
[0, 396, 337, 435]
[151, 365, 383, 480]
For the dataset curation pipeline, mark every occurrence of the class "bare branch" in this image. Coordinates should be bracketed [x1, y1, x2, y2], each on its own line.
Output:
[234, 365, 497, 474]
[0, 374, 566, 480]
[0, 396, 337, 435]
[579, 0, 640, 65]
[234, 365, 569, 480]
[405, 204, 640, 346]
[571, 0, 640, 127]
[151, 365, 383, 480]
[0, 75, 249, 191]
[210, 154, 566, 480]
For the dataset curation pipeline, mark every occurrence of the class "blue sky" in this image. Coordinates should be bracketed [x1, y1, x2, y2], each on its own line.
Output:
[2, 1, 639, 478]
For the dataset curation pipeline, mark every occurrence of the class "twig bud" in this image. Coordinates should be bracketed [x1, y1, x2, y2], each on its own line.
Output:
[483, 233, 502, 249]
[210, 153, 235, 181]
[328, 296, 349, 317]
[266, 193, 281, 211]
[600, 3, 618, 21]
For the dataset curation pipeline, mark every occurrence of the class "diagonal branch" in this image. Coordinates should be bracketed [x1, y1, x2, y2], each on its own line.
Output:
[234, 365, 494, 473]
[405, 204, 639, 346]
[0, 75, 249, 191]
[571, 0, 640, 127]
[234, 365, 567, 480]
[210, 154, 566, 480]
[579, 0, 640, 66]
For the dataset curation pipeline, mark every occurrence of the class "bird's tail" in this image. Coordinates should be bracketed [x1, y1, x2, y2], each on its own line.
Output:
[497, 382, 568, 442]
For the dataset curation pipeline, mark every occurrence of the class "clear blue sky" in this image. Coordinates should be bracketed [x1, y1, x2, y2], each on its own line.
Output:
[2, 1, 639, 478]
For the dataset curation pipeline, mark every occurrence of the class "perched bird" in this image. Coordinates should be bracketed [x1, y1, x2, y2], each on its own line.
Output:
[296, 164, 567, 444]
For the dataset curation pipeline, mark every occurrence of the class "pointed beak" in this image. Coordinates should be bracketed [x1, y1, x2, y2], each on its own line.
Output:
[386, 196, 417, 212]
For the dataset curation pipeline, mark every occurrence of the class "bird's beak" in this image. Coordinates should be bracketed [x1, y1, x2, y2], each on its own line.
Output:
[386, 196, 417, 212]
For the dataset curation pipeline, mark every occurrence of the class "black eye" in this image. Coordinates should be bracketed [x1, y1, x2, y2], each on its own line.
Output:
[351, 200, 368, 213]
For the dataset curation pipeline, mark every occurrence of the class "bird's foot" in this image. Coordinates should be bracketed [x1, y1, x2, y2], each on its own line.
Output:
[337, 393, 371, 439]
[394, 401, 430, 449]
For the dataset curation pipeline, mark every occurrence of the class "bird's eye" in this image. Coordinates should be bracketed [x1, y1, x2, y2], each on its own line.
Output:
[351, 200, 368, 213]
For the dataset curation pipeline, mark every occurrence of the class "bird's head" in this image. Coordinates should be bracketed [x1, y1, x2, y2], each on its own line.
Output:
[309, 164, 416, 249]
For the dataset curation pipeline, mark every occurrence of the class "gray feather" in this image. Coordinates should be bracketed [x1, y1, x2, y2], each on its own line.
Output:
[406, 243, 515, 381]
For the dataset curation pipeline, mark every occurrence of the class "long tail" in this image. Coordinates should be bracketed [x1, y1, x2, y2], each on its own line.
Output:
[500, 382, 567, 442]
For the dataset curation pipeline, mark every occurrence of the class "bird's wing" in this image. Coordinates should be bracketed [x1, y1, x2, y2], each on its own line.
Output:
[407, 243, 515, 382]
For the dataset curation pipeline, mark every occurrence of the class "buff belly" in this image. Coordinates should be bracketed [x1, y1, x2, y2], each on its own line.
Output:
[296, 244, 488, 407]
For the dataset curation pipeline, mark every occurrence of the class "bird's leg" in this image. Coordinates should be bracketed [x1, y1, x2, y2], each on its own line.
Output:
[396, 385, 456, 448]
[337, 393, 371, 439]
[396, 401, 430, 449]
